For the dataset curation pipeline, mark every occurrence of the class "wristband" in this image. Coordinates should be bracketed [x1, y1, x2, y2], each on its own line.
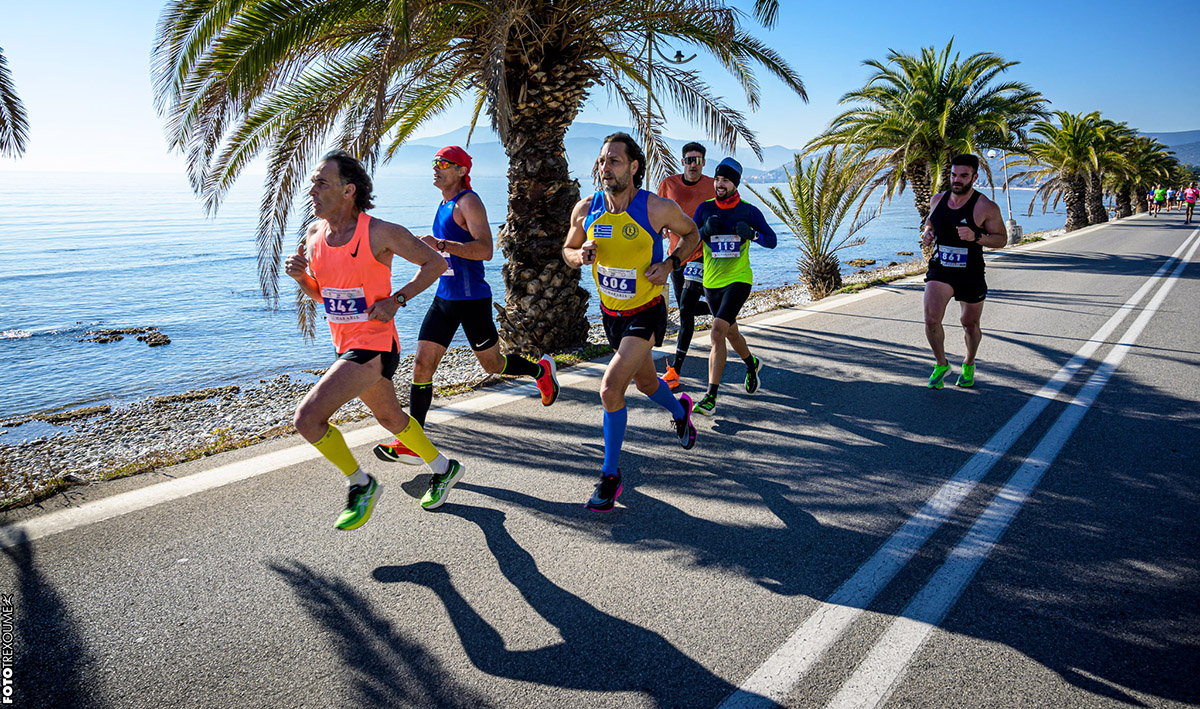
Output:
[667, 254, 681, 269]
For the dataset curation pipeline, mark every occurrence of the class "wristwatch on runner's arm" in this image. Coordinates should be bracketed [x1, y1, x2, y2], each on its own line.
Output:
[393, 292, 407, 307]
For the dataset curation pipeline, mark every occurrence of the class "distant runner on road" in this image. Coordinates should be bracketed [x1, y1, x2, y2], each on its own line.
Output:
[1184, 183, 1198, 225]
[372, 146, 560, 510]
[689, 157, 777, 417]
[284, 150, 456, 530]
[1153, 184, 1166, 216]
[656, 141, 715, 390]
[563, 132, 700, 512]
[921, 153, 1008, 389]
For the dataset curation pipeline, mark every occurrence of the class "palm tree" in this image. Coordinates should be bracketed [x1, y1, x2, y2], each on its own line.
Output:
[803, 39, 1046, 256]
[0, 46, 29, 158]
[152, 0, 806, 354]
[1008, 111, 1105, 232]
[1083, 118, 1135, 225]
[1105, 132, 1166, 218]
[748, 149, 876, 300]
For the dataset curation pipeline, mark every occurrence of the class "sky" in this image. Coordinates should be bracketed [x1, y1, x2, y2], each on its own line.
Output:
[1, 1, 1194, 175]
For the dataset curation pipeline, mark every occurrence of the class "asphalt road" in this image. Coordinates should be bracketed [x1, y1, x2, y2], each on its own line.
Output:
[3, 213, 1198, 708]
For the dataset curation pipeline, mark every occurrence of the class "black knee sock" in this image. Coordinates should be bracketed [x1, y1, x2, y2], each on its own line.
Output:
[501, 354, 540, 378]
[410, 382, 433, 427]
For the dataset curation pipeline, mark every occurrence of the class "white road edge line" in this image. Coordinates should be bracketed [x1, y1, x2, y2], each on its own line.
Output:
[827, 230, 1200, 709]
[719, 228, 1200, 708]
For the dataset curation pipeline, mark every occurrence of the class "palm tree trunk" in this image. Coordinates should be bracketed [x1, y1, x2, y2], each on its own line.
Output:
[1085, 172, 1108, 224]
[1132, 185, 1148, 214]
[905, 160, 935, 259]
[493, 58, 594, 355]
[1115, 186, 1132, 218]
[1064, 175, 1089, 232]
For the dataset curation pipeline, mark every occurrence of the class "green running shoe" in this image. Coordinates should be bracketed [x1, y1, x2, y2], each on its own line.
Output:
[927, 364, 951, 390]
[335, 475, 380, 531]
[956, 363, 975, 388]
[745, 355, 764, 395]
[420, 459, 464, 510]
[693, 393, 717, 416]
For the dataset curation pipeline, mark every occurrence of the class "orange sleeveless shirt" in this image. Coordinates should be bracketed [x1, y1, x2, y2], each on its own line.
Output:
[308, 212, 398, 353]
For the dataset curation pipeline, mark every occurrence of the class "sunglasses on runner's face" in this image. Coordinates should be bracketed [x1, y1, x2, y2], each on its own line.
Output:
[432, 158, 459, 169]
[682, 156, 704, 165]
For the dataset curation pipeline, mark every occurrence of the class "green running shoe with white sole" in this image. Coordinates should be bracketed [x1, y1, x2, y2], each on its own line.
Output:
[421, 459, 464, 510]
[335, 475, 381, 531]
[928, 364, 951, 389]
[956, 363, 975, 388]
[692, 393, 717, 416]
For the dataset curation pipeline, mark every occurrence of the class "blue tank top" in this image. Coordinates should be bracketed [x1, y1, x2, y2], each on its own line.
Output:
[433, 190, 492, 301]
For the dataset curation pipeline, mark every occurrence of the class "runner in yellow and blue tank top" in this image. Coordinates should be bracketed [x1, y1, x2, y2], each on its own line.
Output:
[563, 133, 702, 512]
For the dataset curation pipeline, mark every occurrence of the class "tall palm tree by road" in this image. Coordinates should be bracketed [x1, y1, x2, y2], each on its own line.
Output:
[153, 0, 806, 353]
[1008, 111, 1103, 232]
[0, 46, 29, 158]
[804, 39, 1046, 256]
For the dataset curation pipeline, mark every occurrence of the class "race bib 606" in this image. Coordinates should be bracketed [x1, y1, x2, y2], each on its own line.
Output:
[710, 233, 740, 258]
[938, 245, 968, 268]
[321, 286, 370, 322]
[597, 265, 637, 299]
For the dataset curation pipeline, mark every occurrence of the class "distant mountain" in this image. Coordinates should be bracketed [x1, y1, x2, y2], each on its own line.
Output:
[385, 122, 803, 181]
[1142, 130, 1200, 149]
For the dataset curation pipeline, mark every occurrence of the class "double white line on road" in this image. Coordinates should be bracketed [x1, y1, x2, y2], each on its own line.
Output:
[722, 229, 1200, 708]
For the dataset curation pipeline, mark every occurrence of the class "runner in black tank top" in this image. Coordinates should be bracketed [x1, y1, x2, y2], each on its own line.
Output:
[920, 154, 1008, 389]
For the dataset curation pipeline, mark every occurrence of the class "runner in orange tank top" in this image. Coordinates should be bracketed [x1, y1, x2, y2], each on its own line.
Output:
[284, 150, 461, 530]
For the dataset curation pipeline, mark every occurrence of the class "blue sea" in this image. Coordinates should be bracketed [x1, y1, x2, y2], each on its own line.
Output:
[0, 170, 1065, 424]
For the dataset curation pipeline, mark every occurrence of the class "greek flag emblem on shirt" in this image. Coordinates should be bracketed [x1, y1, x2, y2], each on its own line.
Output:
[593, 224, 613, 239]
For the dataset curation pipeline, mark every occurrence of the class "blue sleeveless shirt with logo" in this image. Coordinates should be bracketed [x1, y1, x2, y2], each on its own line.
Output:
[434, 190, 492, 301]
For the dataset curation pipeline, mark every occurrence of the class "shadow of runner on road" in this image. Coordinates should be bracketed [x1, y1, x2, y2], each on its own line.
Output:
[372, 504, 768, 707]
[0, 528, 104, 709]
[270, 560, 495, 708]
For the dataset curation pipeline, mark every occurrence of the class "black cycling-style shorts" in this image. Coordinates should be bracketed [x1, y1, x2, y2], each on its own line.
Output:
[418, 296, 499, 351]
[704, 281, 753, 323]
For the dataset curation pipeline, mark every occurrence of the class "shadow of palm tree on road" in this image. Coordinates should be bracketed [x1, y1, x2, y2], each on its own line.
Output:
[270, 560, 494, 708]
[372, 504, 766, 707]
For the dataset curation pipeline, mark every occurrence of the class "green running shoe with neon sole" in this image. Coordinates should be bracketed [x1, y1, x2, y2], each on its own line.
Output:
[335, 475, 381, 531]
[928, 364, 951, 389]
[692, 393, 717, 416]
[956, 363, 975, 388]
[421, 459, 464, 510]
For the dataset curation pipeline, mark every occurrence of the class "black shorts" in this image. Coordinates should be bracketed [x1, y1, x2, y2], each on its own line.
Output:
[704, 281, 752, 323]
[925, 264, 988, 303]
[418, 296, 499, 351]
[602, 298, 668, 350]
[337, 339, 400, 379]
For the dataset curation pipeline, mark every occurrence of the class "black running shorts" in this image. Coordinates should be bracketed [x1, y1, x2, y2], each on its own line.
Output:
[602, 298, 668, 350]
[337, 339, 400, 379]
[704, 281, 752, 323]
[925, 264, 988, 304]
[418, 296, 499, 351]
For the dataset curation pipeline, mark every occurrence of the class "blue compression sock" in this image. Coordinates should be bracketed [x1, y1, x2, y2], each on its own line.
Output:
[601, 406, 628, 476]
[647, 379, 685, 419]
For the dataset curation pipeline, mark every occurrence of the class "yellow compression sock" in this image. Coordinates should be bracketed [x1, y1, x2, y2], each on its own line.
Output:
[394, 417, 441, 465]
[312, 424, 360, 476]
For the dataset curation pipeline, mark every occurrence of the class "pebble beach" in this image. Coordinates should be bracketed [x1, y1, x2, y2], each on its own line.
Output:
[0, 233, 1063, 509]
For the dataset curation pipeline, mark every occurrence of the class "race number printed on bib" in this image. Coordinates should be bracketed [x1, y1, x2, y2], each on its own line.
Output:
[937, 245, 968, 268]
[321, 286, 370, 323]
[710, 233, 741, 258]
[597, 265, 638, 300]
[440, 253, 455, 277]
[682, 260, 704, 283]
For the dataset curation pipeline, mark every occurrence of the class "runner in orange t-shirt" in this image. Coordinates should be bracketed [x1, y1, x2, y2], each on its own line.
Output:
[656, 142, 715, 389]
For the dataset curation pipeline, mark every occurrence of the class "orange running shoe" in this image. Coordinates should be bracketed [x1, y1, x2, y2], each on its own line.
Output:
[663, 365, 681, 390]
[535, 355, 560, 406]
[372, 439, 423, 465]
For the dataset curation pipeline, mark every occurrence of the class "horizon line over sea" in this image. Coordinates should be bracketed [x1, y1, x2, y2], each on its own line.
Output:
[0, 171, 1066, 434]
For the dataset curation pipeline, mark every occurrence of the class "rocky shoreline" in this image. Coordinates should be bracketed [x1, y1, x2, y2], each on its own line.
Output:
[1, 235, 1064, 509]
